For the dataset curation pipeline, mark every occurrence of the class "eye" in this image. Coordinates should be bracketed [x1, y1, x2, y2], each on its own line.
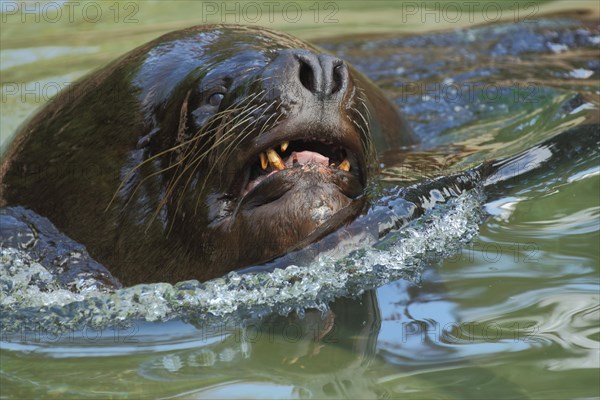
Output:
[208, 92, 224, 107]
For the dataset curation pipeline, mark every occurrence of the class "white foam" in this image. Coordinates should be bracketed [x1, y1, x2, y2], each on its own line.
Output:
[1, 188, 484, 332]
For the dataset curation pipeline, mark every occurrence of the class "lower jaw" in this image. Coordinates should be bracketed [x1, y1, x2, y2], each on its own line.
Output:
[205, 188, 365, 274]
[238, 163, 363, 211]
[235, 186, 357, 246]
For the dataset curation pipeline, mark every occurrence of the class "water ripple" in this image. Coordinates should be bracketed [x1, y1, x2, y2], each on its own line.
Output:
[1, 189, 484, 334]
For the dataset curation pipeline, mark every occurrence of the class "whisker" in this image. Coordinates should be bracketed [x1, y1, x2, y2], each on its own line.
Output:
[112, 83, 281, 233]
[152, 97, 268, 230]
[189, 99, 280, 212]
[106, 101, 256, 213]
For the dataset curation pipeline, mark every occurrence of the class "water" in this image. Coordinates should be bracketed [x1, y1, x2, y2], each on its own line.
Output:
[1, 3, 599, 399]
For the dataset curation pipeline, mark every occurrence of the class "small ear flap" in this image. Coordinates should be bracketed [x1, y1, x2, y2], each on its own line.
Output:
[175, 89, 192, 146]
[350, 67, 416, 152]
[135, 87, 192, 150]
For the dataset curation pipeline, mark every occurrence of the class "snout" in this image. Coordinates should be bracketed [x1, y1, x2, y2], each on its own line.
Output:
[261, 49, 350, 104]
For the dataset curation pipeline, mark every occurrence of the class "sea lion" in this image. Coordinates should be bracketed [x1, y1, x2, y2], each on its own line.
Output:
[0, 25, 413, 286]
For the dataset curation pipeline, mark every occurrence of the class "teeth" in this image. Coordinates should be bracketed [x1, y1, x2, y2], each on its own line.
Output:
[259, 152, 268, 170]
[339, 159, 350, 172]
[266, 148, 286, 170]
[280, 141, 289, 152]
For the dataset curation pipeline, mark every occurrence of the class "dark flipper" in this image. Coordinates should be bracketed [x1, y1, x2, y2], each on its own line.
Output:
[0, 206, 122, 291]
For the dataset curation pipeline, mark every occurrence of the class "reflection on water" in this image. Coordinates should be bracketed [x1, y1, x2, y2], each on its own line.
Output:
[0, 46, 99, 70]
[1, 5, 599, 400]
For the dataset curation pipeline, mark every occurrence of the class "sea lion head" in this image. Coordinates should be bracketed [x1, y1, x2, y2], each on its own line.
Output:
[117, 25, 411, 280]
[3, 25, 410, 284]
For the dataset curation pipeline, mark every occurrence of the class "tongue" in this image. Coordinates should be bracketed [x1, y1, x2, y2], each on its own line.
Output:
[244, 151, 330, 195]
[284, 151, 329, 168]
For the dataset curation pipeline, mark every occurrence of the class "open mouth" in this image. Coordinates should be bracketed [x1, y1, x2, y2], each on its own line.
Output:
[238, 138, 363, 200]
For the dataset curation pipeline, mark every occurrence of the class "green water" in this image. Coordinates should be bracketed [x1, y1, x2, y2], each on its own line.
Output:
[1, 1, 599, 399]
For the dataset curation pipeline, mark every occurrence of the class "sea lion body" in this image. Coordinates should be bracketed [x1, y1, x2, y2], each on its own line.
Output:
[1, 25, 413, 285]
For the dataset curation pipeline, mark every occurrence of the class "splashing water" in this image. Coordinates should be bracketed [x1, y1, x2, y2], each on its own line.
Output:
[1, 186, 484, 333]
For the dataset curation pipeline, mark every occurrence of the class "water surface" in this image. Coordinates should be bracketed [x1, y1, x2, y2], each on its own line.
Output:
[1, 2, 599, 399]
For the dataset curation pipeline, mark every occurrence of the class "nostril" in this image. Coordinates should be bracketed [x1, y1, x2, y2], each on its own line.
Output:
[331, 62, 344, 95]
[291, 51, 346, 97]
[299, 59, 316, 93]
